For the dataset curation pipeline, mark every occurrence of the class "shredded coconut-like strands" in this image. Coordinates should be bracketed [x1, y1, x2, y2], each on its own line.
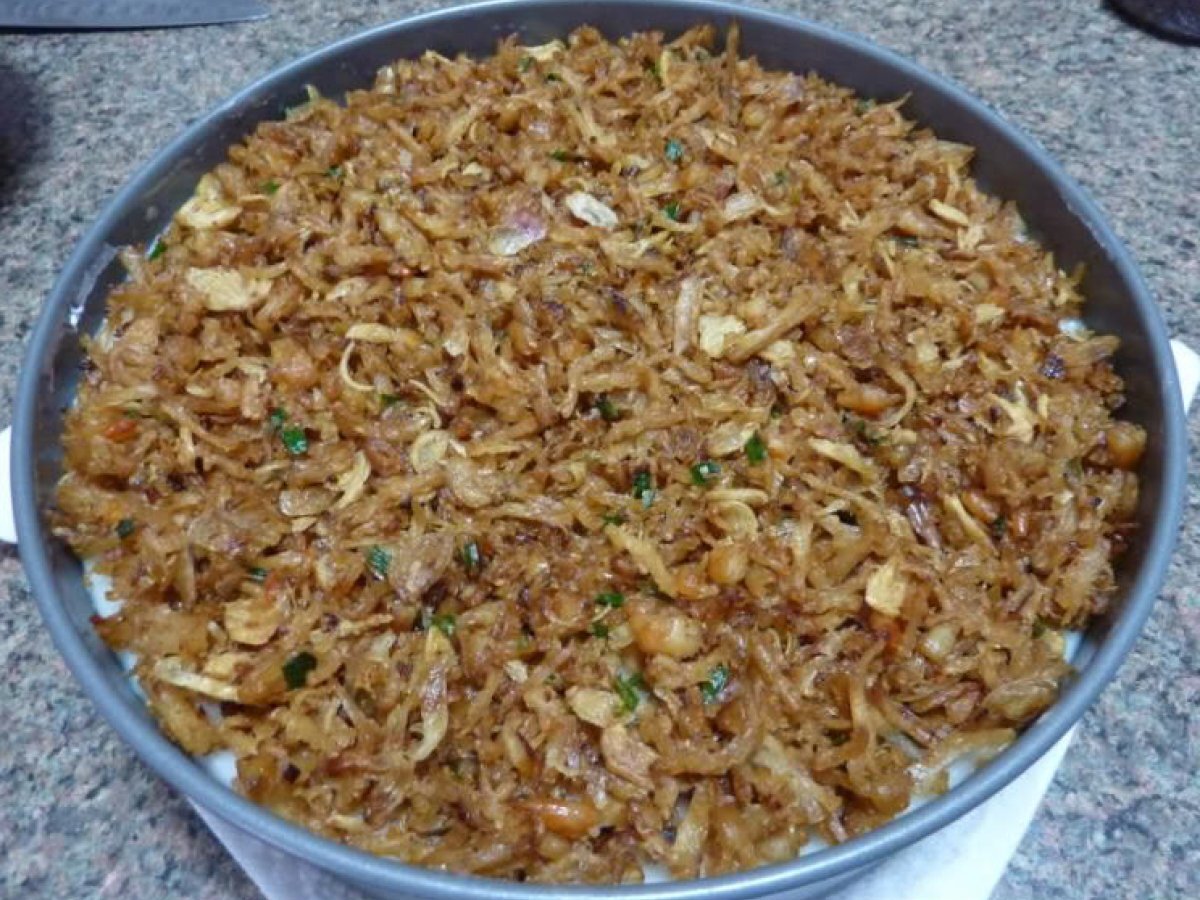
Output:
[605, 525, 678, 598]
[58, 24, 1143, 886]
[338, 343, 373, 392]
[674, 277, 702, 354]
[185, 267, 270, 312]
[333, 451, 371, 510]
[153, 657, 241, 702]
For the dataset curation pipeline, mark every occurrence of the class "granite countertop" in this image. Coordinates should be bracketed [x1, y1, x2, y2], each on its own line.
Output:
[1, 0, 1197, 897]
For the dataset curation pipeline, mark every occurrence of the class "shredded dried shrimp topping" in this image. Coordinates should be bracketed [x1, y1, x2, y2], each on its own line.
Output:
[56, 25, 1144, 883]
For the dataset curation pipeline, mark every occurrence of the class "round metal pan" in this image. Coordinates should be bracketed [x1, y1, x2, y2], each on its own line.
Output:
[13, 1, 1187, 897]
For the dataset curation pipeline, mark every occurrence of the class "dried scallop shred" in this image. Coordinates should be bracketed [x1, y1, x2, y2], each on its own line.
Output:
[58, 25, 1142, 884]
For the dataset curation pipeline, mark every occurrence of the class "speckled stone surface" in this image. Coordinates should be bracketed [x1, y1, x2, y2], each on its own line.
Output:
[0, 1, 1197, 897]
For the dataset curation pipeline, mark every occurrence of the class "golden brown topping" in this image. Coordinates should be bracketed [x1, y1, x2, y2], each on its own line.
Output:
[58, 24, 1138, 884]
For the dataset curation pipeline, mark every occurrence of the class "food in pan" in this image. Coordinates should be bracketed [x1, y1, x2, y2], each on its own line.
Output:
[55, 24, 1145, 883]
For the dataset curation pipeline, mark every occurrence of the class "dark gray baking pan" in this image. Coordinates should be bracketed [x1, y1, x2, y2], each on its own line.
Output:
[12, 1, 1187, 898]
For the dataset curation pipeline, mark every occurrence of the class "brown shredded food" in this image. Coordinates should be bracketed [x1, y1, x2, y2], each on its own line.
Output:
[55, 25, 1145, 883]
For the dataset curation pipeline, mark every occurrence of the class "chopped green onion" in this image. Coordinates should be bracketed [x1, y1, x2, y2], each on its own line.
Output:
[1066, 458, 1084, 479]
[280, 425, 308, 455]
[550, 149, 571, 162]
[1032, 618, 1049, 639]
[460, 540, 483, 574]
[366, 545, 391, 580]
[744, 432, 767, 464]
[664, 138, 685, 163]
[770, 402, 787, 419]
[614, 672, 646, 713]
[663, 201, 682, 222]
[595, 394, 620, 422]
[326, 165, 343, 178]
[631, 470, 655, 506]
[268, 407, 287, 431]
[518, 55, 534, 72]
[589, 622, 610, 639]
[147, 239, 167, 261]
[595, 591, 625, 609]
[262, 180, 280, 195]
[690, 460, 720, 486]
[115, 518, 136, 539]
[248, 566, 269, 583]
[773, 169, 788, 186]
[431, 613, 457, 637]
[545, 72, 561, 82]
[282, 651, 317, 690]
[894, 235, 920, 248]
[856, 99, 875, 114]
[700, 663, 730, 704]
[990, 516, 1007, 539]
[601, 512, 627, 526]
[379, 393, 401, 409]
[644, 59, 662, 82]
[847, 417, 885, 447]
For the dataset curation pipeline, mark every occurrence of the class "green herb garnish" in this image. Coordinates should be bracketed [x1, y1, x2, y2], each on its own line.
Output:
[282, 651, 317, 690]
[280, 425, 308, 456]
[663, 201, 682, 222]
[847, 417, 885, 447]
[460, 540, 483, 574]
[744, 432, 767, 464]
[1032, 618, 1049, 639]
[248, 566, 269, 583]
[268, 407, 287, 431]
[366, 545, 391, 580]
[1066, 458, 1084, 479]
[589, 622, 610, 639]
[990, 516, 1007, 539]
[595, 591, 625, 609]
[614, 672, 647, 713]
[262, 180, 280, 195]
[379, 393, 401, 409]
[326, 165, 342, 179]
[856, 99, 875, 114]
[601, 512, 627, 526]
[147, 239, 167, 261]
[545, 72, 561, 82]
[115, 518, 136, 539]
[894, 235, 920, 248]
[631, 470, 655, 506]
[700, 663, 730, 704]
[518, 55, 534, 72]
[690, 460, 720, 486]
[664, 138, 685, 163]
[595, 394, 620, 422]
[431, 613, 457, 637]
[644, 59, 662, 82]
[550, 149, 571, 162]
[773, 169, 788, 186]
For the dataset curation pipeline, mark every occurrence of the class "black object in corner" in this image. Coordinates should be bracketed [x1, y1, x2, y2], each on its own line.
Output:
[1110, 0, 1200, 41]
